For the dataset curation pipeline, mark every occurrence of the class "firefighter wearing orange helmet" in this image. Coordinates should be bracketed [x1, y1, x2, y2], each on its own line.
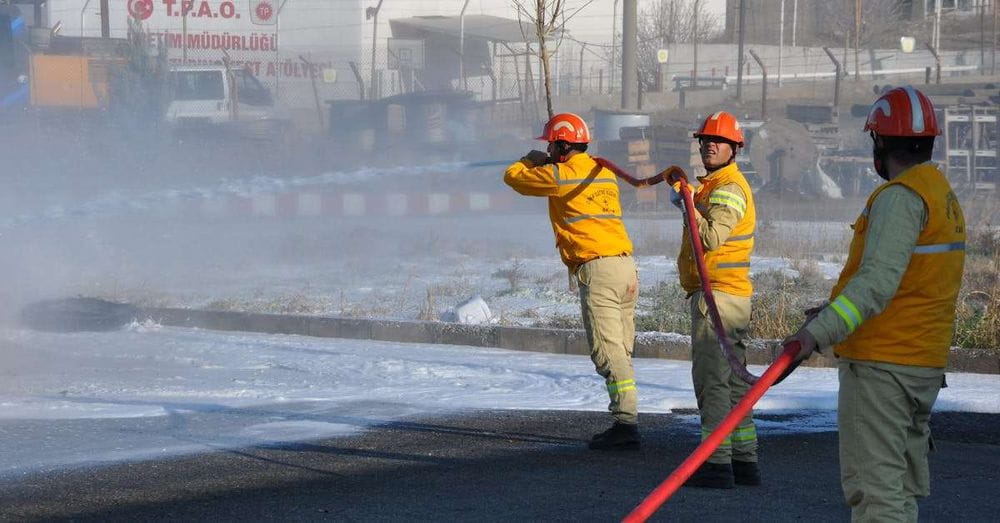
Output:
[504, 113, 641, 451]
[675, 111, 761, 489]
[786, 86, 965, 521]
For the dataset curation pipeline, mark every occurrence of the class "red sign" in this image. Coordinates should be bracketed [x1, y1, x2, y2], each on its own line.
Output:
[255, 1, 273, 21]
[128, 0, 154, 20]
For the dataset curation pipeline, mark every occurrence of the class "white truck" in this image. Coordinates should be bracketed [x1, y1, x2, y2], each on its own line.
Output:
[165, 64, 292, 140]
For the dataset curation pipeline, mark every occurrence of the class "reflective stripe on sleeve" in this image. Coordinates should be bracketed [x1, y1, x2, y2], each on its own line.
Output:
[708, 189, 747, 215]
[830, 294, 863, 332]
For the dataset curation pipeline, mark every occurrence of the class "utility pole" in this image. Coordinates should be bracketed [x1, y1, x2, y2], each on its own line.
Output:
[459, 0, 471, 91]
[854, 0, 861, 81]
[935, 0, 942, 53]
[981, 0, 986, 72]
[100, 0, 109, 38]
[622, 0, 638, 109]
[994, 0, 998, 75]
[611, 0, 619, 95]
[367, 0, 385, 101]
[778, 0, 785, 86]
[693, 0, 700, 88]
[736, 0, 746, 101]
[792, 0, 798, 47]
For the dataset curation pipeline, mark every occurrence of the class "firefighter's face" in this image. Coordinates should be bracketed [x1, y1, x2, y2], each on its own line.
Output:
[700, 137, 735, 170]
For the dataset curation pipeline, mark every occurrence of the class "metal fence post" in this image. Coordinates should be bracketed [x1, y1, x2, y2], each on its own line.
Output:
[925, 42, 942, 84]
[822, 47, 841, 109]
[748, 49, 767, 119]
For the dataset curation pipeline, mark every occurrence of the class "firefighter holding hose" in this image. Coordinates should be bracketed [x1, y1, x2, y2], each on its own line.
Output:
[675, 111, 760, 489]
[785, 86, 965, 521]
[504, 112, 641, 451]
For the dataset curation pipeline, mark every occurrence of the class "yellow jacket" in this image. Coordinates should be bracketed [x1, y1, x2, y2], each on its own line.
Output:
[677, 162, 756, 297]
[504, 152, 633, 269]
[830, 162, 966, 368]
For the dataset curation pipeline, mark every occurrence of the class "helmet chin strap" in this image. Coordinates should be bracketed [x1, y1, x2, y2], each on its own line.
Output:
[871, 132, 891, 181]
[552, 141, 573, 163]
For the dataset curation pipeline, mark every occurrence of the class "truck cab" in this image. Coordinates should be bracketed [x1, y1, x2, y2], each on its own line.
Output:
[165, 65, 290, 139]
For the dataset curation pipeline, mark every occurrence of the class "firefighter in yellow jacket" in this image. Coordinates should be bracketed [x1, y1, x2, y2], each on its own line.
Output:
[678, 111, 760, 489]
[787, 86, 965, 522]
[504, 112, 640, 451]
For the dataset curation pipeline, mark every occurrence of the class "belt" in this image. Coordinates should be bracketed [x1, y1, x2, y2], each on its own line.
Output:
[571, 252, 631, 273]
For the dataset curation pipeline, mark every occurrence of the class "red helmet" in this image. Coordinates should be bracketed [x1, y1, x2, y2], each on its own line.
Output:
[693, 111, 745, 147]
[537, 113, 591, 143]
[864, 86, 940, 137]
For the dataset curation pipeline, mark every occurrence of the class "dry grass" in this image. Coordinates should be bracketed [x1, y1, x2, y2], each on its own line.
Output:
[634, 282, 691, 334]
[748, 269, 829, 340]
[416, 289, 438, 321]
[493, 258, 527, 296]
[205, 293, 329, 315]
[954, 233, 1000, 352]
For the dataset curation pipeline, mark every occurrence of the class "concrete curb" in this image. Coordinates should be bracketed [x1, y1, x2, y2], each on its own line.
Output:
[141, 307, 1000, 375]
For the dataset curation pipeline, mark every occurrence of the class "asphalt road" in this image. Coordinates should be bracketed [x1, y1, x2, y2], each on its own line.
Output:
[1, 409, 997, 522]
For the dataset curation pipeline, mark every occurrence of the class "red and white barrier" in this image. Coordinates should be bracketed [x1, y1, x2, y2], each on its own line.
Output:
[193, 191, 517, 219]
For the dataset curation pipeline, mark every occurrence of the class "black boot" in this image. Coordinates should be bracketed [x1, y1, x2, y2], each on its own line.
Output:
[684, 462, 735, 489]
[588, 422, 640, 451]
[733, 460, 761, 486]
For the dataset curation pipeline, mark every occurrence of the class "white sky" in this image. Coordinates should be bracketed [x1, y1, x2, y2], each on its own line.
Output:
[1, 324, 997, 478]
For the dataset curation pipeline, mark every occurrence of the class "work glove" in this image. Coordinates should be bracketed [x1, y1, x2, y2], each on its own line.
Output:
[772, 324, 823, 385]
[521, 150, 550, 168]
[669, 184, 684, 210]
[783, 325, 822, 365]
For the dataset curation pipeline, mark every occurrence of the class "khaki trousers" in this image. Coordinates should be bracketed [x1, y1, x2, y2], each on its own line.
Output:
[838, 359, 943, 523]
[578, 255, 639, 425]
[690, 290, 756, 464]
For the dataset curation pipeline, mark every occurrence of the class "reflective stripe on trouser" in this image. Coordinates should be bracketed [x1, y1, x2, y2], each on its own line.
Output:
[578, 255, 639, 425]
[839, 359, 943, 523]
[690, 290, 755, 464]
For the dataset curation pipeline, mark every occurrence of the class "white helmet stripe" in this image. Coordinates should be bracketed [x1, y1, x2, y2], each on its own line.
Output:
[552, 121, 576, 133]
[902, 85, 925, 133]
[869, 99, 891, 120]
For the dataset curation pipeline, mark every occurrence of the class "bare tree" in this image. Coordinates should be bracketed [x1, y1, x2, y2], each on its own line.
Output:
[636, 0, 722, 90]
[816, 0, 907, 52]
[513, 0, 565, 119]
[513, 1, 595, 119]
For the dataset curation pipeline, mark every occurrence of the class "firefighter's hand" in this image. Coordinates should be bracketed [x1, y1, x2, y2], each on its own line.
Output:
[784, 325, 821, 364]
[662, 165, 688, 185]
[669, 185, 683, 209]
[521, 150, 550, 167]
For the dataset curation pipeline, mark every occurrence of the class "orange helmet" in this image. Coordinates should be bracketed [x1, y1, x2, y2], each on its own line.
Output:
[864, 86, 940, 137]
[693, 111, 744, 147]
[537, 113, 591, 143]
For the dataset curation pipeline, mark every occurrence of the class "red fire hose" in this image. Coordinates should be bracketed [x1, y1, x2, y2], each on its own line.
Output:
[621, 340, 802, 522]
[594, 157, 669, 188]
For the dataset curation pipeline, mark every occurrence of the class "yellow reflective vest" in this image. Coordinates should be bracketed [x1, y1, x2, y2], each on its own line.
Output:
[504, 152, 633, 269]
[677, 163, 756, 297]
[831, 163, 966, 368]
